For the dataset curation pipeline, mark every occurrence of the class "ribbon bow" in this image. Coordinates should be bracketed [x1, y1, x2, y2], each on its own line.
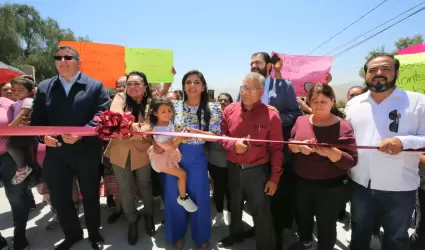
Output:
[94, 110, 135, 139]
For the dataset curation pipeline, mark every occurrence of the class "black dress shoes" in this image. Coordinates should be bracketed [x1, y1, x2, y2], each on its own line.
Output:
[144, 215, 155, 236]
[217, 235, 244, 248]
[128, 216, 140, 245]
[243, 227, 255, 238]
[55, 236, 83, 250]
[89, 233, 104, 250]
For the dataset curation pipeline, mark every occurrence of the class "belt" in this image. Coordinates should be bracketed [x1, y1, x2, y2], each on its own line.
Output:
[233, 163, 268, 170]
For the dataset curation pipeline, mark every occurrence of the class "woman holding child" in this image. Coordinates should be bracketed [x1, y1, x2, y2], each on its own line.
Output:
[158, 70, 222, 250]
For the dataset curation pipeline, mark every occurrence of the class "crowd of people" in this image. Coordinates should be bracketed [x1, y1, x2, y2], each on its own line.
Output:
[0, 45, 424, 250]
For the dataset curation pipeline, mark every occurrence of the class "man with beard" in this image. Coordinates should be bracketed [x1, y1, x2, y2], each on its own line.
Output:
[345, 53, 425, 250]
[240, 52, 301, 250]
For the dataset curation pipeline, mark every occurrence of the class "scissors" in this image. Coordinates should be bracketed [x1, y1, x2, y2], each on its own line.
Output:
[243, 135, 251, 148]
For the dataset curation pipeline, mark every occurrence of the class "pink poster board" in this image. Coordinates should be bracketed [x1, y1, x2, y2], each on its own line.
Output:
[270, 52, 333, 96]
[397, 44, 425, 55]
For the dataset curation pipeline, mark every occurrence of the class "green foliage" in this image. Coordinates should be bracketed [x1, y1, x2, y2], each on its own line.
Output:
[0, 3, 90, 81]
[359, 34, 424, 78]
[394, 34, 423, 51]
[335, 100, 347, 109]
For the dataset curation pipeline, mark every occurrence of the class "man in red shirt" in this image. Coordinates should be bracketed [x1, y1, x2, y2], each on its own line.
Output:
[217, 72, 283, 250]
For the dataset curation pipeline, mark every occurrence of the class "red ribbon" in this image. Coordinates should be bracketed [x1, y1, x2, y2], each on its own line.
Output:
[0, 111, 424, 152]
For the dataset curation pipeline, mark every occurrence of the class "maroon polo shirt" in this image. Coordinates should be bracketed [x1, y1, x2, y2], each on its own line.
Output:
[220, 101, 284, 184]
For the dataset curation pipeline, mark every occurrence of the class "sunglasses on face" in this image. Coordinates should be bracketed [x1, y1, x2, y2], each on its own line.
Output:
[388, 109, 400, 133]
[53, 55, 75, 61]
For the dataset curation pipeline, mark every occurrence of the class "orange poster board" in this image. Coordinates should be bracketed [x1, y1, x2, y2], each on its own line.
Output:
[59, 41, 125, 88]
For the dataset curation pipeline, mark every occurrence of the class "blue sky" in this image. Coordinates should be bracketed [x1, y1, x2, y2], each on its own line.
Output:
[13, 0, 425, 96]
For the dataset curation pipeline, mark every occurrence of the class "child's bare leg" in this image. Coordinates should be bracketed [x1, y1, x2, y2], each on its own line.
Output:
[162, 167, 187, 198]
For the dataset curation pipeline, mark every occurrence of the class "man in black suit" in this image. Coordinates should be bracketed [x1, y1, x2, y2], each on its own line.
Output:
[31, 46, 110, 250]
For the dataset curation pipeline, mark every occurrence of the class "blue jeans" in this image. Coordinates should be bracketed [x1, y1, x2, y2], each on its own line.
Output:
[349, 179, 416, 250]
[0, 152, 30, 237]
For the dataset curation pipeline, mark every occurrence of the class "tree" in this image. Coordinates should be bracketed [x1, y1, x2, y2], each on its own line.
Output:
[0, 3, 90, 80]
[394, 34, 423, 51]
[358, 34, 424, 78]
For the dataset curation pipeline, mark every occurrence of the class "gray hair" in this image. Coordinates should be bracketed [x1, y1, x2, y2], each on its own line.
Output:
[55, 46, 80, 60]
[347, 85, 363, 95]
[243, 72, 266, 88]
[116, 76, 126, 85]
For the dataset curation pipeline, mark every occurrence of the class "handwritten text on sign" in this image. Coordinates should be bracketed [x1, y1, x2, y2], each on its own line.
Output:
[59, 41, 125, 88]
[125, 48, 174, 83]
[270, 52, 333, 97]
[395, 52, 425, 94]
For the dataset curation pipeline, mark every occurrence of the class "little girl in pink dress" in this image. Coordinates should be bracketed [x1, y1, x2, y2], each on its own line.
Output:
[147, 97, 198, 212]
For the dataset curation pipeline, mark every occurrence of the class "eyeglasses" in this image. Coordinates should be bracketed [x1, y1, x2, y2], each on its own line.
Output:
[53, 55, 76, 61]
[240, 86, 262, 93]
[389, 109, 400, 133]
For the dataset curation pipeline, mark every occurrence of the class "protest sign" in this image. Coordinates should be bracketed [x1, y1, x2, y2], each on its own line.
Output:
[125, 48, 174, 83]
[397, 43, 425, 55]
[271, 52, 333, 96]
[59, 41, 125, 88]
[395, 52, 425, 94]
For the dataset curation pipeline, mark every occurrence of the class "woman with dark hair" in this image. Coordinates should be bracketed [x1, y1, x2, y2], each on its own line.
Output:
[162, 70, 222, 250]
[217, 92, 233, 111]
[0, 82, 15, 101]
[104, 71, 155, 245]
[288, 83, 357, 250]
[208, 92, 233, 227]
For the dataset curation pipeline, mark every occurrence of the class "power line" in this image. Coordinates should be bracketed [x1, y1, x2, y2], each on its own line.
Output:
[306, 0, 389, 55]
[324, 1, 425, 56]
[333, 6, 425, 58]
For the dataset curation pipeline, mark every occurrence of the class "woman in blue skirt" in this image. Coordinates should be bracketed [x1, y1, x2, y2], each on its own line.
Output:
[163, 70, 222, 250]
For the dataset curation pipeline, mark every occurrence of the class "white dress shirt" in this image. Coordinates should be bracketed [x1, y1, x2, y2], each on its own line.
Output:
[59, 71, 81, 96]
[345, 87, 425, 191]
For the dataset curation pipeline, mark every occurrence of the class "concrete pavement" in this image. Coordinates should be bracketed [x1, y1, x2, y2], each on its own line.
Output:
[0, 186, 395, 250]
